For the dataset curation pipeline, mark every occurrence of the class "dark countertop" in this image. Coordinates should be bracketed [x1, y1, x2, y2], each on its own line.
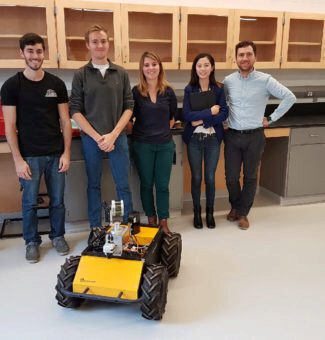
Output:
[270, 115, 325, 128]
[265, 102, 325, 128]
[1, 116, 324, 143]
[1, 101, 325, 143]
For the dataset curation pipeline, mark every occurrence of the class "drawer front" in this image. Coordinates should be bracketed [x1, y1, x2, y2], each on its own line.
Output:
[290, 127, 325, 145]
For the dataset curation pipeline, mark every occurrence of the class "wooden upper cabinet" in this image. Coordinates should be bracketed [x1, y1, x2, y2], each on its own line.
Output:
[233, 10, 284, 69]
[0, 0, 57, 68]
[179, 7, 234, 69]
[282, 13, 325, 68]
[121, 4, 179, 69]
[55, 0, 122, 69]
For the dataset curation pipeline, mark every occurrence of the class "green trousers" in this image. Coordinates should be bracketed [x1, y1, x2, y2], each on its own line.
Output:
[131, 140, 175, 219]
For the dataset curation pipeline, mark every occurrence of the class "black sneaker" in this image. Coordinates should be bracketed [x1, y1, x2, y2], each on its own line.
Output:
[26, 243, 40, 263]
[52, 236, 69, 255]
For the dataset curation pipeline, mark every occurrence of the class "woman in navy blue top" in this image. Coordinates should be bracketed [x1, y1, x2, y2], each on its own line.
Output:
[130, 51, 176, 233]
[182, 53, 228, 229]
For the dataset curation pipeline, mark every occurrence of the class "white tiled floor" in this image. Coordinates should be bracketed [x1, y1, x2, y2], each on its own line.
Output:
[1, 196, 325, 340]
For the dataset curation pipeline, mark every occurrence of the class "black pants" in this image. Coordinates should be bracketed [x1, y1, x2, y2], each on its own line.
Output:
[224, 129, 266, 216]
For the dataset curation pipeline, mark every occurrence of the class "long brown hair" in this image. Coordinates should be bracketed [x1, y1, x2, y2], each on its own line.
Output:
[137, 51, 170, 96]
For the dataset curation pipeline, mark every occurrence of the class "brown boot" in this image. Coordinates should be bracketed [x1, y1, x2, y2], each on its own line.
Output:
[147, 215, 157, 226]
[159, 218, 171, 234]
[238, 216, 250, 230]
[227, 208, 239, 222]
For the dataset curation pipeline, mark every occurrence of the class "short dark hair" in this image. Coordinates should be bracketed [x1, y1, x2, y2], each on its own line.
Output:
[19, 33, 45, 51]
[189, 53, 217, 86]
[85, 24, 109, 43]
[235, 40, 256, 56]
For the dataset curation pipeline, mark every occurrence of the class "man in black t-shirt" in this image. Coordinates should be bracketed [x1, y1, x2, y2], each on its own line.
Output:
[0, 33, 72, 263]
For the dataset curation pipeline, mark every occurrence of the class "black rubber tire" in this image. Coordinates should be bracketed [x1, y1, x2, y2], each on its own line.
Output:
[55, 255, 83, 308]
[161, 232, 182, 277]
[140, 264, 169, 320]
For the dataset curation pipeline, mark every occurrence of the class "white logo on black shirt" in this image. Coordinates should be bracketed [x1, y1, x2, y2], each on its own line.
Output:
[45, 89, 58, 97]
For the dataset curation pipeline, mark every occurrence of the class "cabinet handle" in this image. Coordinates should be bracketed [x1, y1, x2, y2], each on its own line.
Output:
[309, 134, 319, 137]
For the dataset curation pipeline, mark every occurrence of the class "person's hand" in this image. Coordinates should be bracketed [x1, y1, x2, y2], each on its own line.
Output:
[191, 120, 203, 127]
[97, 133, 117, 152]
[15, 159, 32, 180]
[58, 152, 70, 173]
[126, 121, 133, 135]
[211, 105, 220, 115]
[262, 117, 269, 128]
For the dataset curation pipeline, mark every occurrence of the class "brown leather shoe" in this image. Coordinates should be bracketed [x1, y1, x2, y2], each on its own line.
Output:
[227, 209, 239, 222]
[238, 216, 249, 230]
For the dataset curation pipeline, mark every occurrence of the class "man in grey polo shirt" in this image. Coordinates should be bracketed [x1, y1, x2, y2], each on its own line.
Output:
[70, 25, 134, 243]
[223, 40, 296, 230]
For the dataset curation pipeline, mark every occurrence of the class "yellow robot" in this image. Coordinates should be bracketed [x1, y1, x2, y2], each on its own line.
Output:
[55, 200, 182, 320]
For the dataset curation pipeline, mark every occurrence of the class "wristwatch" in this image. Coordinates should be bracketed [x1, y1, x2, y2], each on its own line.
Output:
[267, 116, 273, 124]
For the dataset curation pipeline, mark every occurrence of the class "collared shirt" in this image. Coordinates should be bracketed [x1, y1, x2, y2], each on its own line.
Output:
[223, 70, 296, 130]
[70, 60, 134, 135]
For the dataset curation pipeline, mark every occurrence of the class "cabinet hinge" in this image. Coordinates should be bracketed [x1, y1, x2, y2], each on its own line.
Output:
[179, 12, 181, 21]
[57, 53, 60, 63]
[280, 56, 282, 65]
[282, 15, 285, 25]
[54, 5, 57, 16]
[178, 56, 181, 65]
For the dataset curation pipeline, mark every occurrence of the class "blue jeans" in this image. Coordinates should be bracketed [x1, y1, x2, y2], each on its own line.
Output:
[187, 134, 220, 208]
[20, 156, 65, 245]
[81, 134, 133, 226]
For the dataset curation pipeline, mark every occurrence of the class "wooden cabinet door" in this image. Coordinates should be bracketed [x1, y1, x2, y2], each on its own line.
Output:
[179, 7, 234, 70]
[121, 4, 179, 70]
[282, 12, 325, 68]
[55, 0, 122, 69]
[0, 0, 57, 68]
[232, 9, 284, 69]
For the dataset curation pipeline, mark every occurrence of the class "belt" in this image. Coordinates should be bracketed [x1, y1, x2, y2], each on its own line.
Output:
[193, 132, 216, 138]
[228, 127, 263, 134]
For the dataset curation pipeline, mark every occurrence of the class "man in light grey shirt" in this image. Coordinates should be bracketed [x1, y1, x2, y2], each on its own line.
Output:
[223, 40, 296, 230]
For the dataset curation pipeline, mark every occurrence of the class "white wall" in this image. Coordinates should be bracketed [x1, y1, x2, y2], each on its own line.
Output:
[1, 0, 325, 89]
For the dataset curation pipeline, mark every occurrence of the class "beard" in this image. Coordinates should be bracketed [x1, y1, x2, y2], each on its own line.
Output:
[25, 58, 44, 71]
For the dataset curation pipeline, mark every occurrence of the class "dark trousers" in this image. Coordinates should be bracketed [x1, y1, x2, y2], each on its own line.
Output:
[224, 129, 265, 216]
[131, 140, 175, 219]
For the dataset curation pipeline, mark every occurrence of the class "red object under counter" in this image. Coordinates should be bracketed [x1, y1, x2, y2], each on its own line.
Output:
[0, 102, 5, 136]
